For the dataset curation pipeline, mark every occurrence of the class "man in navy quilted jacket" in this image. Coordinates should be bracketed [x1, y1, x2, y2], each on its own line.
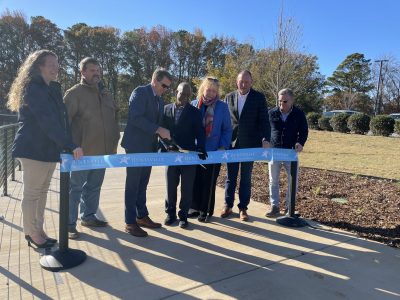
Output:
[266, 88, 308, 217]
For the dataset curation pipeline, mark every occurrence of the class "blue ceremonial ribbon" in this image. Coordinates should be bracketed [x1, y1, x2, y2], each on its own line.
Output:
[60, 148, 297, 172]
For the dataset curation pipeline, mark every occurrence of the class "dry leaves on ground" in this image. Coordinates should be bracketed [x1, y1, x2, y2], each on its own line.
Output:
[217, 163, 400, 248]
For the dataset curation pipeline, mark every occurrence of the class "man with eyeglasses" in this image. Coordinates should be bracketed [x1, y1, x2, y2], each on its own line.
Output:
[266, 88, 308, 217]
[121, 67, 173, 237]
[222, 70, 271, 221]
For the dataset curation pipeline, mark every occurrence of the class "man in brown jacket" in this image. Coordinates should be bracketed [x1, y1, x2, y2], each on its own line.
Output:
[64, 57, 120, 239]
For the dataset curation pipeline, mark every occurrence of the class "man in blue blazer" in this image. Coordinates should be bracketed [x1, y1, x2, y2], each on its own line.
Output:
[121, 68, 173, 237]
[222, 70, 271, 221]
[162, 82, 206, 228]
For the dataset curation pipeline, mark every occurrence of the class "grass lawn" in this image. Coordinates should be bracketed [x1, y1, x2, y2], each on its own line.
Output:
[299, 130, 400, 181]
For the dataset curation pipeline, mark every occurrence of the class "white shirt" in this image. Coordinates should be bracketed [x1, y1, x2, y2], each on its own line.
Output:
[280, 107, 293, 122]
[238, 91, 249, 117]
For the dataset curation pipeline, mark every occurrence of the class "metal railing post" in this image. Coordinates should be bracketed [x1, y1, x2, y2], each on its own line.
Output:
[59, 171, 70, 252]
[39, 167, 86, 271]
[3, 129, 8, 196]
[276, 160, 307, 227]
[11, 127, 15, 181]
[288, 161, 298, 217]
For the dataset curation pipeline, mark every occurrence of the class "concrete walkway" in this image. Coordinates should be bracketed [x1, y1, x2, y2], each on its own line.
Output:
[1, 148, 399, 299]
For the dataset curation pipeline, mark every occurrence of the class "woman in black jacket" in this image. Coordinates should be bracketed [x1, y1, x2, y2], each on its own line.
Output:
[7, 50, 83, 248]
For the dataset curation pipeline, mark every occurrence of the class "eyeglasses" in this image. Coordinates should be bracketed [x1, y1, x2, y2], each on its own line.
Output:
[206, 77, 219, 83]
[161, 83, 170, 89]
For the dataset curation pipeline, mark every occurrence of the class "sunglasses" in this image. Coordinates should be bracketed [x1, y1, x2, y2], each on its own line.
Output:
[160, 82, 170, 89]
[206, 77, 219, 83]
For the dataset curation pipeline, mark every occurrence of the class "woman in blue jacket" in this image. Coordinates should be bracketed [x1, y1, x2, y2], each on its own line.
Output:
[7, 50, 83, 248]
[189, 77, 232, 222]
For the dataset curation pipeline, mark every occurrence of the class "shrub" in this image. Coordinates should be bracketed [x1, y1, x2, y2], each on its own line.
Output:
[318, 116, 333, 131]
[306, 112, 321, 130]
[370, 115, 395, 136]
[330, 113, 350, 133]
[393, 120, 400, 135]
[347, 113, 370, 134]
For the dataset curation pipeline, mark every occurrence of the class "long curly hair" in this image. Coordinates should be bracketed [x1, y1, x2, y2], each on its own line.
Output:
[7, 50, 57, 112]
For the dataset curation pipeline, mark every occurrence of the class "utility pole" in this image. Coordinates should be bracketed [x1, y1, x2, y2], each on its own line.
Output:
[374, 59, 388, 115]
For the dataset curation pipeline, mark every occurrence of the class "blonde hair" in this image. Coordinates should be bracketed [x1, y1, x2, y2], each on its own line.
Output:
[7, 50, 57, 112]
[196, 76, 220, 100]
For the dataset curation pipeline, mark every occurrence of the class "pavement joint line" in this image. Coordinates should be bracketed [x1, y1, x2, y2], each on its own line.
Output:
[159, 233, 358, 300]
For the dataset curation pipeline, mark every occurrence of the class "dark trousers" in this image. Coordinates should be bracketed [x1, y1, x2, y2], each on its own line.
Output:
[191, 163, 221, 216]
[224, 161, 254, 211]
[124, 148, 152, 224]
[165, 165, 196, 220]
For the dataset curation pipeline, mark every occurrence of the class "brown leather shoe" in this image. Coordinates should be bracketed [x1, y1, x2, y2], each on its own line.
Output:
[125, 224, 148, 237]
[220, 207, 233, 218]
[136, 216, 162, 229]
[239, 209, 249, 221]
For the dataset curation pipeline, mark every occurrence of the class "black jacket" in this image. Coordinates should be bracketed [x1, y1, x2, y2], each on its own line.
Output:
[161, 103, 205, 152]
[225, 89, 270, 148]
[268, 106, 308, 149]
[12, 76, 75, 162]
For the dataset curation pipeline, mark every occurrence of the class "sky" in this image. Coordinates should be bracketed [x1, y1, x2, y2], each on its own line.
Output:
[1, 0, 399, 77]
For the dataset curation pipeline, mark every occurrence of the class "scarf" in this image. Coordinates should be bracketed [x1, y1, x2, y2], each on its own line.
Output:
[197, 96, 218, 137]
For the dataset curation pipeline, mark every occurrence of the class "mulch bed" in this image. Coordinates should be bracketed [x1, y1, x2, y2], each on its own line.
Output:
[217, 163, 400, 248]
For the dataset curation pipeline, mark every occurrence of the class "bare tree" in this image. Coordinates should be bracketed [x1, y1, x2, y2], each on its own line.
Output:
[265, 9, 303, 106]
[372, 56, 400, 112]
[386, 67, 400, 111]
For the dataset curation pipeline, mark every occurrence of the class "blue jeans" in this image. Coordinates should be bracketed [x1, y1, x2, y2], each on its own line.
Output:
[224, 161, 254, 211]
[68, 169, 106, 229]
[268, 161, 298, 208]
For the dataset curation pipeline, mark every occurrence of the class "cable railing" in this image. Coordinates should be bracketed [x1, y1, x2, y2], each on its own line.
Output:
[0, 115, 124, 197]
[0, 113, 18, 126]
[0, 123, 20, 196]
